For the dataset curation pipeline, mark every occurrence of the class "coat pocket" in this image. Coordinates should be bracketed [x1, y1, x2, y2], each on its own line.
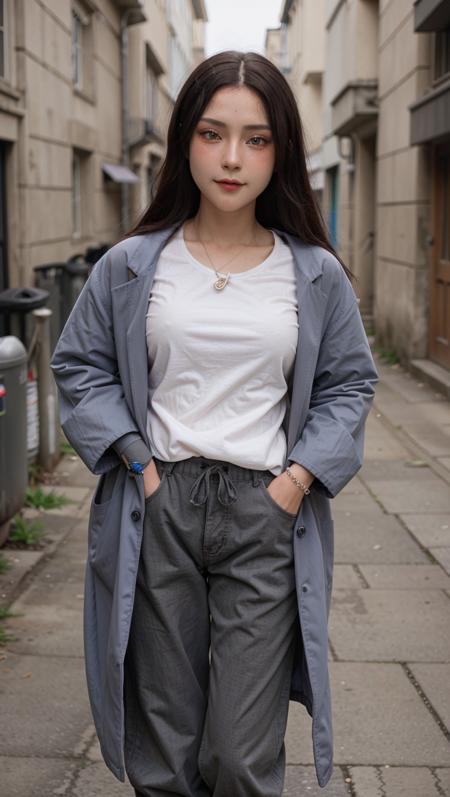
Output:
[88, 466, 122, 592]
[92, 465, 120, 507]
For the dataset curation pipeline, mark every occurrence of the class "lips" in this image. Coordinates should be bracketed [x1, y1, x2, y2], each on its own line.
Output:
[215, 180, 245, 192]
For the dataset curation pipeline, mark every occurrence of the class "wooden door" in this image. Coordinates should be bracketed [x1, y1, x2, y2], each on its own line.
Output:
[429, 142, 450, 370]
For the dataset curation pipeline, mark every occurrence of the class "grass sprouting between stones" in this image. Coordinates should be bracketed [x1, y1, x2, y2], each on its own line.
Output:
[25, 486, 71, 510]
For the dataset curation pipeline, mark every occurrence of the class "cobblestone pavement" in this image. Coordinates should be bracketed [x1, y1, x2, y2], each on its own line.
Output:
[1, 352, 449, 796]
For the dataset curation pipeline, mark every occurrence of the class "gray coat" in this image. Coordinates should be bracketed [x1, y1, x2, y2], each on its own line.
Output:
[50, 224, 378, 788]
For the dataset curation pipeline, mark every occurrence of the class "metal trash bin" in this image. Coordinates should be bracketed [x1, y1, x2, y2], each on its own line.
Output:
[0, 336, 28, 546]
[0, 286, 49, 351]
[33, 263, 66, 353]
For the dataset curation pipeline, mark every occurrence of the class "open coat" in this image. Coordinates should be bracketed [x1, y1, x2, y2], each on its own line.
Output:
[50, 224, 379, 788]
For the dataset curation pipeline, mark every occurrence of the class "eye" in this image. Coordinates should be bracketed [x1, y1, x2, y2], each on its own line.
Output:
[248, 135, 269, 146]
[199, 129, 220, 140]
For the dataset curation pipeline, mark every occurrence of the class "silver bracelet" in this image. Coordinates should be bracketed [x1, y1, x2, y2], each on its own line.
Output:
[285, 466, 311, 495]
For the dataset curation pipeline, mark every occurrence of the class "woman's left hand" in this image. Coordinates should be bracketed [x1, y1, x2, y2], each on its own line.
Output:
[267, 464, 314, 515]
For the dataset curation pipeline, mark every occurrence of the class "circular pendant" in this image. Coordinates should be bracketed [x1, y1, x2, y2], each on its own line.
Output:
[214, 275, 229, 291]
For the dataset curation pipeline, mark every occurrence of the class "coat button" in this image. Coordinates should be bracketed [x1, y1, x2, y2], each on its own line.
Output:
[302, 585, 308, 592]
[131, 510, 141, 522]
[297, 525, 306, 537]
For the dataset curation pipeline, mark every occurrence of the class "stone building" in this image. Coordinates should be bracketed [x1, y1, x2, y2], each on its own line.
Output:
[264, 26, 284, 71]
[279, 0, 326, 209]
[0, 0, 207, 291]
[128, 0, 207, 226]
[269, 0, 450, 390]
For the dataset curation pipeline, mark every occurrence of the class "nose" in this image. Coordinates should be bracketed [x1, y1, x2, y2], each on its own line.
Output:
[221, 138, 242, 171]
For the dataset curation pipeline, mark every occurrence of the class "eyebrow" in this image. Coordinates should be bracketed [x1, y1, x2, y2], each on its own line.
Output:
[199, 117, 272, 131]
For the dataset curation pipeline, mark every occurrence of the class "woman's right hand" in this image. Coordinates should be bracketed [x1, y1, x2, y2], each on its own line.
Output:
[143, 459, 161, 499]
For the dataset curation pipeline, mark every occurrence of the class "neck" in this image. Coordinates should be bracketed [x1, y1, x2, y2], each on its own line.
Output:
[189, 197, 260, 246]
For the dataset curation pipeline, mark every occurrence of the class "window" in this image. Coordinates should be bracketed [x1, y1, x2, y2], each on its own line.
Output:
[440, 151, 449, 262]
[0, 0, 6, 80]
[72, 148, 94, 239]
[71, 2, 93, 95]
[0, 142, 7, 291]
[72, 152, 82, 237]
[72, 9, 83, 88]
[434, 29, 450, 82]
[327, 166, 339, 249]
[169, 33, 189, 99]
[144, 43, 164, 135]
[146, 65, 158, 123]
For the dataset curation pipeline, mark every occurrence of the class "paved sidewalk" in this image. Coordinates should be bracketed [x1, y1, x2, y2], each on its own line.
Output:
[1, 352, 449, 797]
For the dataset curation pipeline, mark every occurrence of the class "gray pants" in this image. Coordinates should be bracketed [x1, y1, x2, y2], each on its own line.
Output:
[124, 455, 299, 797]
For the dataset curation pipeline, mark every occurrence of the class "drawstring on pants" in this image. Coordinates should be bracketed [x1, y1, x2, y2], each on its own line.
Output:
[189, 463, 239, 507]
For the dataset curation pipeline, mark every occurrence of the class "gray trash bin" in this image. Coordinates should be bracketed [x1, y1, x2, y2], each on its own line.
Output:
[0, 336, 28, 546]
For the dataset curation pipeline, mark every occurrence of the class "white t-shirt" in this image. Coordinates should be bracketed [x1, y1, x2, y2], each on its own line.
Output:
[145, 224, 298, 475]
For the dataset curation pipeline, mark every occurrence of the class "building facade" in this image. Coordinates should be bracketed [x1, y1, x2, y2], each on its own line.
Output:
[128, 0, 207, 226]
[403, 0, 449, 379]
[279, 0, 326, 205]
[264, 27, 284, 71]
[325, 0, 379, 324]
[269, 0, 450, 387]
[0, 0, 206, 291]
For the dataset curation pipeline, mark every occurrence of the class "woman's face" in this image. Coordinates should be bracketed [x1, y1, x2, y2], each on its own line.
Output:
[188, 85, 276, 212]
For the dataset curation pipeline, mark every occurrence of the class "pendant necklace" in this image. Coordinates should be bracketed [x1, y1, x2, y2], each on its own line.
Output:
[192, 222, 249, 291]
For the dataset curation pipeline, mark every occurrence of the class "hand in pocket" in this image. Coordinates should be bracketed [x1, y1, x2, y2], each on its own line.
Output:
[143, 459, 161, 499]
[266, 474, 303, 516]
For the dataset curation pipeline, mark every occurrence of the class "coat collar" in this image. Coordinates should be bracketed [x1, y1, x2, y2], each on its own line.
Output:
[125, 222, 325, 284]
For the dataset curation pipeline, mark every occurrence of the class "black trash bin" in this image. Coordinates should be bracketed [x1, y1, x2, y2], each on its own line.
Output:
[85, 243, 110, 265]
[63, 256, 90, 324]
[33, 262, 66, 353]
[0, 286, 49, 350]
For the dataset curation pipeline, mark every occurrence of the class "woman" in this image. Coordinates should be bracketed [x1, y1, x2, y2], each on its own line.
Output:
[51, 51, 378, 796]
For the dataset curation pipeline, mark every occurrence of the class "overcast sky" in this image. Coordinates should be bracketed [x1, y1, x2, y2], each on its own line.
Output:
[204, 0, 283, 57]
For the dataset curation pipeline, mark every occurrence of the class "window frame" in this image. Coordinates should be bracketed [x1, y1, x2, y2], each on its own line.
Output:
[145, 64, 159, 123]
[71, 0, 95, 99]
[0, 0, 9, 82]
[433, 28, 450, 85]
[72, 8, 84, 89]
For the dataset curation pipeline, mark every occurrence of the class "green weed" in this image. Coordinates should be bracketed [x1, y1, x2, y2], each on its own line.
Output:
[9, 515, 46, 546]
[0, 554, 10, 575]
[373, 344, 399, 365]
[25, 486, 70, 510]
[27, 462, 45, 487]
[0, 625, 15, 645]
[0, 607, 16, 646]
[60, 439, 76, 456]
[0, 607, 15, 621]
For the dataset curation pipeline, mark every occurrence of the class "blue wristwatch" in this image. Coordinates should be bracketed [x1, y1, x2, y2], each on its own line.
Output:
[120, 453, 146, 475]
[128, 461, 145, 475]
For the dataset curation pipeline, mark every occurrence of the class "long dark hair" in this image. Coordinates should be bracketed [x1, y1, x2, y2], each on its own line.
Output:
[122, 50, 354, 280]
